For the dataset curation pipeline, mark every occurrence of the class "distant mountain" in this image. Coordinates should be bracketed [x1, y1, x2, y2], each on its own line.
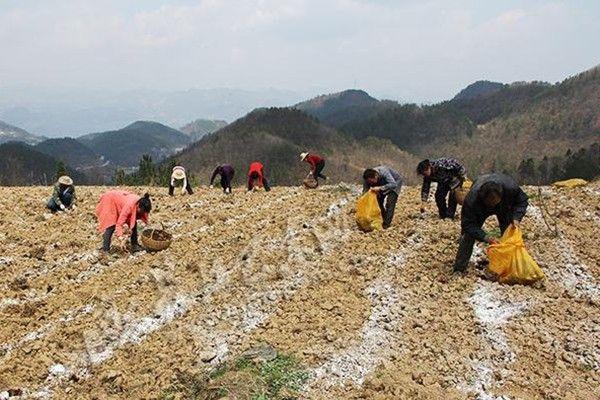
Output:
[452, 80, 505, 101]
[169, 107, 419, 186]
[451, 81, 552, 124]
[339, 66, 600, 183]
[179, 119, 228, 142]
[293, 89, 397, 128]
[35, 138, 103, 169]
[0, 120, 44, 145]
[78, 121, 191, 167]
[0, 87, 305, 137]
[0, 142, 85, 186]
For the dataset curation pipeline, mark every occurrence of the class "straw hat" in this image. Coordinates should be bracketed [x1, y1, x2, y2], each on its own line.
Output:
[172, 166, 186, 180]
[300, 152, 309, 161]
[58, 175, 73, 186]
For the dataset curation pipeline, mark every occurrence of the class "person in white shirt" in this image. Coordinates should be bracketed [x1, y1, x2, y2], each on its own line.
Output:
[169, 166, 193, 195]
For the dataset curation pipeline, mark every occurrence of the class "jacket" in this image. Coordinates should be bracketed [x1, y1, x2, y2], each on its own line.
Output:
[461, 174, 529, 242]
[421, 158, 466, 201]
[247, 162, 265, 188]
[96, 190, 149, 236]
[51, 183, 76, 208]
[363, 166, 403, 195]
[210, 164, 235, 185]
[304, 154, 324, 171]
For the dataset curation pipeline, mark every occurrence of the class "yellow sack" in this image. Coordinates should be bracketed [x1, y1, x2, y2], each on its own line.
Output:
[356, 191, 383, 232]
[453, 179, 473, 205]
[487, 225, 545, 284]
[552, 178, 588, 188]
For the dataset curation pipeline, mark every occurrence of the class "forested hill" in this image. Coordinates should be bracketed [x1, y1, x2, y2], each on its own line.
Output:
[322, 67, 600, 183]
[168, 107, 420, 186]
[77, 121, 191, 167]
[0, 142, 86, 186]
[0, 120, 45, 145]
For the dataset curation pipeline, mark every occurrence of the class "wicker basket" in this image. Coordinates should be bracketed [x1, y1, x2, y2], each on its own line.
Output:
[453, 179, 473, 206]
[303, 176, 318, 189]
[141, 228, 172, 252]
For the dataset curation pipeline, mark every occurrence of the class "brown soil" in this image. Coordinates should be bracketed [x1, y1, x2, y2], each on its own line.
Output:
[0, 183, 598, 399]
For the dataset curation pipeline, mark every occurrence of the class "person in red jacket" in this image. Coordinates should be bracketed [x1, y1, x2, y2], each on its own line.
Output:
[301, 152, 327, 183]
[96, 190, 151, 253]
[247, 161, 271, 192]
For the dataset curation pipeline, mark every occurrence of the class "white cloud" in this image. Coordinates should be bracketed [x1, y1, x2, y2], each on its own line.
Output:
[0, 0, 598, 101]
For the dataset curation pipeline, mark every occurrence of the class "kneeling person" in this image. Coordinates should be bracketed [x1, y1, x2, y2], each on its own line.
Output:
[47, 175, 76, 213]
[453, 173, 528, 273]
[362, 166, 403, 229]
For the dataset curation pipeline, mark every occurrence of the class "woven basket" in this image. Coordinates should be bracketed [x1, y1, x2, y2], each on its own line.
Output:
[141, 228, 172, 252]
[453, 179, 473, 205]
[303, 176, 318, 189]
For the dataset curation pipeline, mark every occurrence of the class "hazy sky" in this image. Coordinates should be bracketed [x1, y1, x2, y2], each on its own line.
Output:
[1, 0, 599, 102]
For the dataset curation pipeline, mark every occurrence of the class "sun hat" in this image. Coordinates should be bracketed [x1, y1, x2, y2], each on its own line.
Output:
[58, 175, 73, 185]
[172, 166, 186, 180]
[300, 152, 309, 161]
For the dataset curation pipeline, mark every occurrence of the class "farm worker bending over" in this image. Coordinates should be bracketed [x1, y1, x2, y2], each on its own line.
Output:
[96, 191, 152, 253]
[210, 164, 235, 194]
[362, 166, 403, 229]
[300, 152, 327, 183]
[417, 158, 466, 219]
[247, 161, 271, 192]
[169, 166, 193, 196]
[453, 173, 528, 273]
[47, 175, 76, 213]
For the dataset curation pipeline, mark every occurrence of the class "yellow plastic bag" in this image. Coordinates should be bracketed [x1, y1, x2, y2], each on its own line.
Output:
[453, 179, 473, 205]
[356, 191, 383, 232]
[552, 178, 588, 188]
[487, 225, 545, 284]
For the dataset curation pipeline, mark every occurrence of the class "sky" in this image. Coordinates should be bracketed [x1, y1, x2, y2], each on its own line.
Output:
[0, 0, 599, 103]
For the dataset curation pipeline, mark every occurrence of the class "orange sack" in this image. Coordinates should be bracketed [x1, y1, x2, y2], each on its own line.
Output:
[487, 225, 545, 284]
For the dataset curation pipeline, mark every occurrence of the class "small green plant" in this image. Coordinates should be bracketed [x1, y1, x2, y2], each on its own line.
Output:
[159, 351, 308, 400]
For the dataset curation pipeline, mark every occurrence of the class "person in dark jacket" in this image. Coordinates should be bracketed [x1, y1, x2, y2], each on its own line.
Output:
[47, 176, 76, 212]
[417, 158, 466, 219]
[247, 161, 271, 192]
[453, 173, 529, 273]
[362, 166, 403, 229]
[210, 164, 235, 194]
[300, 152, 327, 184]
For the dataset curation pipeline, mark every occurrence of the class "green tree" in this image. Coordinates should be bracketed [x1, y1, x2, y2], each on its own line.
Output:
[55, 160, 68, 180]
[114, 169, 126, 185]
[138, 154, 156, 185]
[517, 158, 536, 184]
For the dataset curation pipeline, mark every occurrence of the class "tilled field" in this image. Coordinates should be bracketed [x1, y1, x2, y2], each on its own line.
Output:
[0, 184, 598, 399]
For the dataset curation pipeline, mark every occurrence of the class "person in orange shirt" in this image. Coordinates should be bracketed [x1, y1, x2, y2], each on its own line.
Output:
[96, 190, 152, 253]
[247, 161, 271, 192]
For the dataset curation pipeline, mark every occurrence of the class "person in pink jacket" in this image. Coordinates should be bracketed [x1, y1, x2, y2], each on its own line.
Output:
[96, 190, 151, 253]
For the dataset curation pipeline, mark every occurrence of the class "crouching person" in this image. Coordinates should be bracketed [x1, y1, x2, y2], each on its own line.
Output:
[210, 164, 235, 194]
[453, 173, 528, 273]
[362, 166, 403, 229]
[47, 175, 76, 213]
[169, 166, 193, 196]
[417, 158, 466, 219]
[247, 161, 271, 192]
[96, 190, 152, 253]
